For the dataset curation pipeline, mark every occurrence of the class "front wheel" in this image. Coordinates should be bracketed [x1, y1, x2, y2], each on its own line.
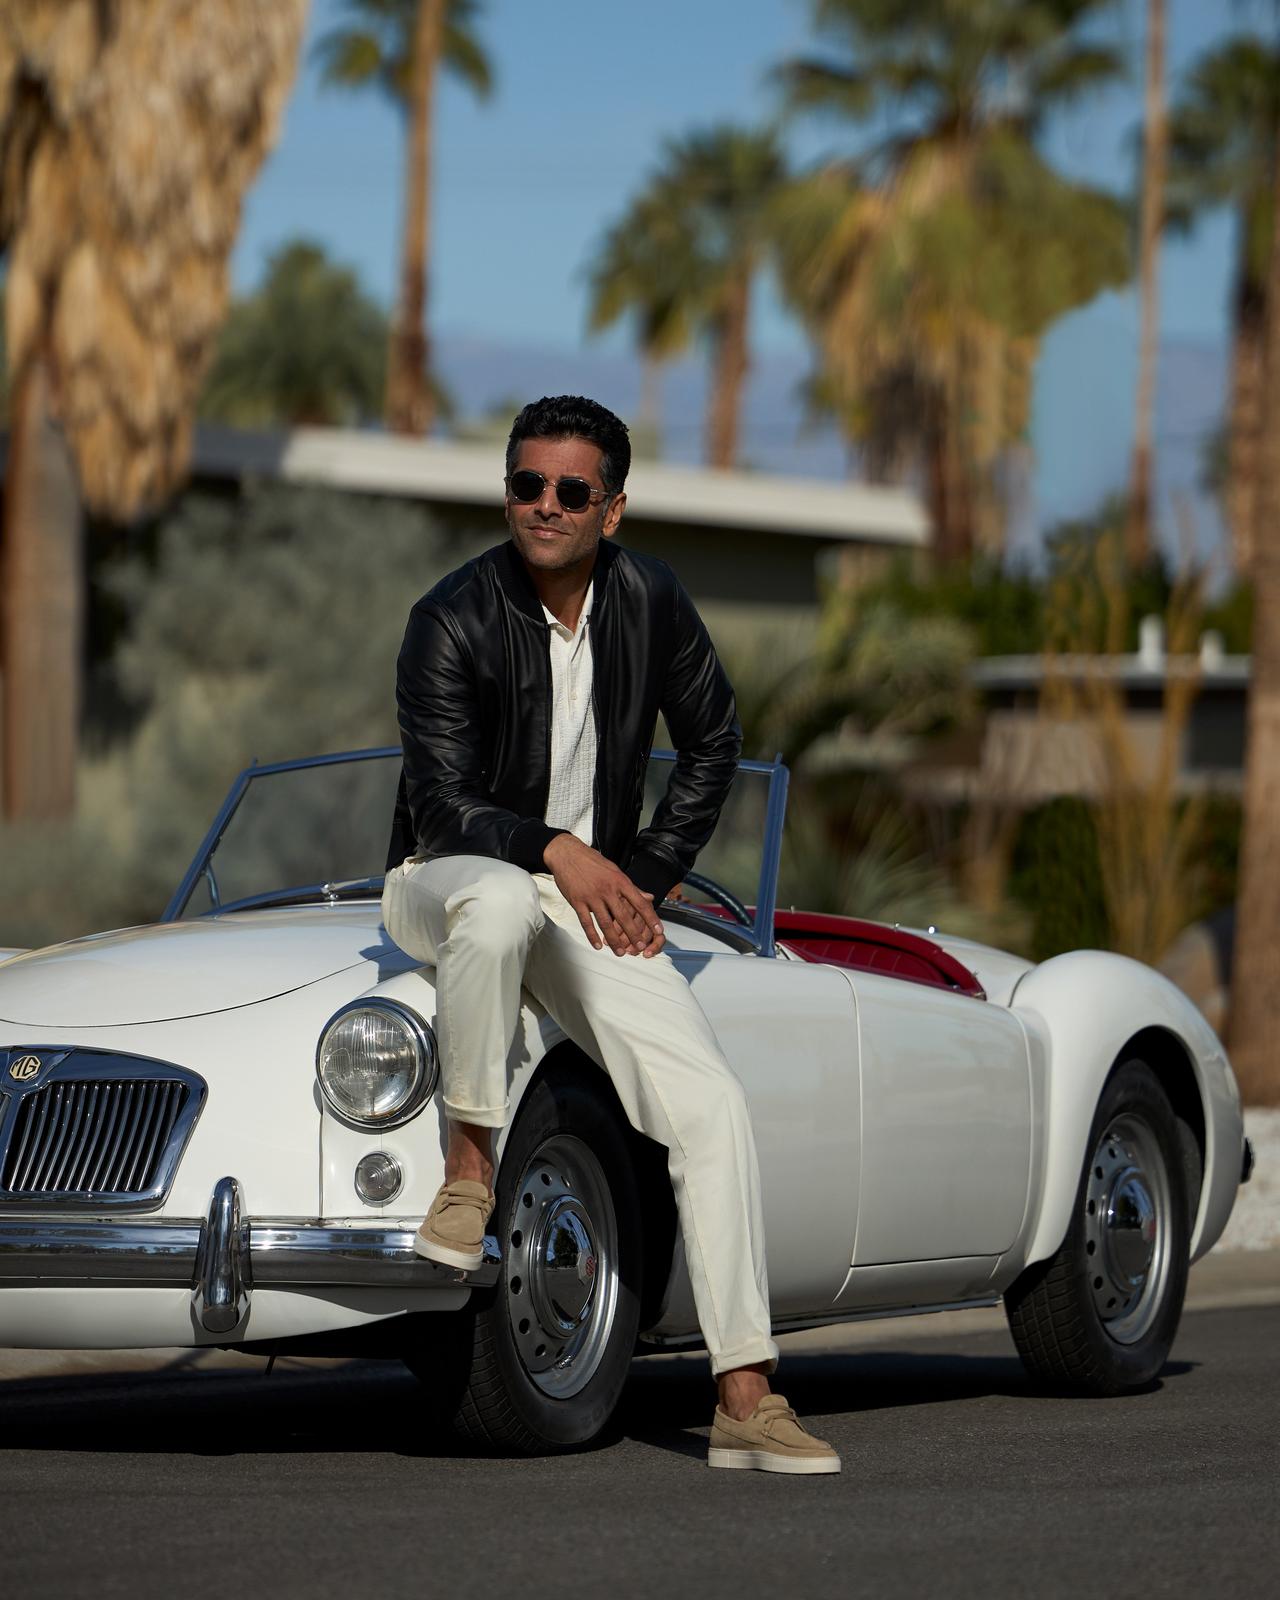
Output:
[1005, 1060, 1192, 1395]
[405, 1060, 644, 1453]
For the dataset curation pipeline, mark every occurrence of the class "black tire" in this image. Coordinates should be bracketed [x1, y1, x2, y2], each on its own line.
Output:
[405, 1059, 643, 1453]
[1005, 1059, 1192, 1396]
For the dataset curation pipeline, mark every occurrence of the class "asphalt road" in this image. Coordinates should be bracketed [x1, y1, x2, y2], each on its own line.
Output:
[2, 1304, 1276, 1600]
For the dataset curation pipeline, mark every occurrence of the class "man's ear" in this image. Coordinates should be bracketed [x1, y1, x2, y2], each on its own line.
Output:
[602, 491, 627, 539]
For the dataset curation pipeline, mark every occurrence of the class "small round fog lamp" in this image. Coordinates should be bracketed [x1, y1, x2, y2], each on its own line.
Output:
[354, 1151, 403, 1205]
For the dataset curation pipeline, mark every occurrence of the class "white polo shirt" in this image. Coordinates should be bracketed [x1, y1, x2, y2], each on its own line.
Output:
[542, 581, 597, 846]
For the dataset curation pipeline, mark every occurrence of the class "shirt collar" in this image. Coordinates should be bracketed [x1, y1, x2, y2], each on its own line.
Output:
[542, 579, 593, 637]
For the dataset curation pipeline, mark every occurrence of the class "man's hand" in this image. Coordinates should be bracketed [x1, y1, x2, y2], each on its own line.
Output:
[543, 835, 666, 957]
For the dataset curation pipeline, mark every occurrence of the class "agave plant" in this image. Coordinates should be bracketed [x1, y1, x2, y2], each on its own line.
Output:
[778, 789, 1019, 948]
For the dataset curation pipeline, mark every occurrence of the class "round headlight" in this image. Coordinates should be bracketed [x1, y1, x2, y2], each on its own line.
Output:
[316, 1001, 437, 1128]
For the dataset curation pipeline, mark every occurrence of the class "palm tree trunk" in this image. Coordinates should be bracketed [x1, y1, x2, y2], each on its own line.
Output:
[1226, 269, 1266, 576]
[385, 0, 442, 436]
[1, 354, 83, 820]
[639, 351, 662, 437]
[1127, 0, 1167, 567]
[633, 350, 663, 461]
[935, 349, 975, 563]
[1228, 131, 1280, 1107]
[970, 324, 1006, 555]
[705, 267, 751, 469]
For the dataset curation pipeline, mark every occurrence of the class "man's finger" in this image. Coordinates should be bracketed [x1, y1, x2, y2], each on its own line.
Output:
[618, 883, 664, 937]
[574, 902, 604, 950]
[605, 892, 648, 943]
[591, 900, 631, 955]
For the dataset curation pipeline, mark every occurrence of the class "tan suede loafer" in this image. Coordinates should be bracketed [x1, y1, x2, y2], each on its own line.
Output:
[413, 1179, 495, 1271]
[708, 1394, 842, 1474]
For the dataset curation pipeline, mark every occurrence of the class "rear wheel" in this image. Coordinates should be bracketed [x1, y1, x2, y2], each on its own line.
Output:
[405, 1061, 643, 1452]
[1005, 1060, 1192, 1395]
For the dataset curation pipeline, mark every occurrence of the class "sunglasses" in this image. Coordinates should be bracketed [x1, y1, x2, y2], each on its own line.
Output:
[506, 470, 612, 514]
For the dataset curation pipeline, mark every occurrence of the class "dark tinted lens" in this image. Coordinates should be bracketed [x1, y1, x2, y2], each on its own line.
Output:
[554, 477, 593, 512]
[508, 470, 544, 503]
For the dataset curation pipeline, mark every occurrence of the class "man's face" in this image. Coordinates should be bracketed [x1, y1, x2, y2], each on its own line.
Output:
[505, 435, 626, 577]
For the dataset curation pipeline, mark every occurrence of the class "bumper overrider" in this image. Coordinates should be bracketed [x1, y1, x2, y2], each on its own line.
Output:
[0, 1176, 501, 1334]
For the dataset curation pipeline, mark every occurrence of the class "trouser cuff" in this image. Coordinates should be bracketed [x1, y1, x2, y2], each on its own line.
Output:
[441, 1098, 510, 1130]
[708, 1336, 781, 1378]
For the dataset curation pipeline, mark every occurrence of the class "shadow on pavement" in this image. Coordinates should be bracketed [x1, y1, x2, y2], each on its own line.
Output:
[616, 1347, 1197, 1458]
[0, 1340, 1198, 1461]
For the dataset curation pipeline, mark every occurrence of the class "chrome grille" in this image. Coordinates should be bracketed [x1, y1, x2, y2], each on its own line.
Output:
[0, 1055, 205, 1209]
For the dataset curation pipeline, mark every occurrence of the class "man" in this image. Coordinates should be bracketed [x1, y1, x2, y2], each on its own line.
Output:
[382, 395, 838, 1474]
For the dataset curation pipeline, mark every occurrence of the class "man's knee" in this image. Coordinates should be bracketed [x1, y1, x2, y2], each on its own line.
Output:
[446, 869, 543, 955]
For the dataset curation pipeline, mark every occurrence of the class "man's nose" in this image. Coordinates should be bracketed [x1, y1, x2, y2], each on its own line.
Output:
[535, 483, 562, 516]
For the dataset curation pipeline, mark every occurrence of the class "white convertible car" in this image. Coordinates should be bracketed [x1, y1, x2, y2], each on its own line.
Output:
[0, 748, 1252, 1452]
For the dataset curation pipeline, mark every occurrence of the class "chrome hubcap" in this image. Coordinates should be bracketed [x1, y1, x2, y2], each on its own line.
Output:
[505, 1134, 618, 1398]
[1083, 1112, 1171, 1344]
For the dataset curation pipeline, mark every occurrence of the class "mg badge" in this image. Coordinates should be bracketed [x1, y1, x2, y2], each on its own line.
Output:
[9, 1055, 40, 1082]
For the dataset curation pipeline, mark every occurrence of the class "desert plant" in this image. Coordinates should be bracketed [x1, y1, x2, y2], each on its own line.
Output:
[0, 1, 308, 819]
[778, 788, 1022, 948]
[200, 240, 388, 427]
[0, 484, 475, 948]
[315, 0, 492, 434]
[1040, 524, 1207, 966]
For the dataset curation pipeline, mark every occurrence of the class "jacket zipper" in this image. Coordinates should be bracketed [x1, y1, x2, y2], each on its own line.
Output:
[541, 622, 553, 822]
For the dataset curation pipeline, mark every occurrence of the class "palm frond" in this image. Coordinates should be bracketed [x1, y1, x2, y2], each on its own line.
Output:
[313, 27, 386, 89]
[774, 59, 878, 119]
[442, 22, 493, 97]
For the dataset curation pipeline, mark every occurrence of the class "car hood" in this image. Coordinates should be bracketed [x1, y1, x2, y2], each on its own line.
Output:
[0, 907, 415, 1027]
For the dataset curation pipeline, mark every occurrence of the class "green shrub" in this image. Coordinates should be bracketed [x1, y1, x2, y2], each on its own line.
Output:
[0, 484, 478, 949]
[1191, 794, 1241, 920]
[854, 552, 1044, 656]
[1008, 796, 1109, 960]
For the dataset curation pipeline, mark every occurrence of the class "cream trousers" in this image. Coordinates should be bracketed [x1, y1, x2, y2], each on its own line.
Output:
[381, 853, 779, 1376]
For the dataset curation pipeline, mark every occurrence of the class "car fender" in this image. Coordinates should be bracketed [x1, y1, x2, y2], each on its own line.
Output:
[346, 968, 569, 1212]
[1010, 950, 1243, 1270]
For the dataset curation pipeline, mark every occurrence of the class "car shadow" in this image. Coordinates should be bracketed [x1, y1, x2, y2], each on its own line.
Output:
[613, 1349, 1197, 1460]
[0, 1347, 1197, 1460]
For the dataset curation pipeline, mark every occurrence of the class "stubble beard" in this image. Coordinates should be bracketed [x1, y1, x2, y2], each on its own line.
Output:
[507, 508, 603, 577]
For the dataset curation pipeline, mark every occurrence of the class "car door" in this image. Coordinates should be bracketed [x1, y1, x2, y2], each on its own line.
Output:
[846, 972, 1033, 1271]
[670, 940, 862, 1320]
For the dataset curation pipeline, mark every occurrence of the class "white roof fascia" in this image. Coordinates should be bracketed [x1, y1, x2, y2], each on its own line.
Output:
[197, 425, 928, 548]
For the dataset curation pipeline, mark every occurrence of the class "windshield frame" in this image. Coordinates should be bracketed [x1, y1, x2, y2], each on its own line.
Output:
[163, 745, 789, 956]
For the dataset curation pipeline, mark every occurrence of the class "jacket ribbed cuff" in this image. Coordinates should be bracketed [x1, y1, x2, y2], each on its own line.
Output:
[507, 818, 569, 873]
[626, 850, 682, 904]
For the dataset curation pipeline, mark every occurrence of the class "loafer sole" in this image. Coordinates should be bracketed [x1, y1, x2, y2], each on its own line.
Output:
[412, 1233, 484, 1271]
[707, 1446, 841, 1475]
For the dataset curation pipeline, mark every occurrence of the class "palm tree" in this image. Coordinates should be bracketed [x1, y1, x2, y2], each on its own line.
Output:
[0, 0, 308, 821]
[201, 240, 388, 428]
[1127, 0, 1168, 567]
[776, 0, 1130, 559]
[584, 194, 698, 447]
[1229, 118, 1280, 1108]
[1168, 34, 1280, 576]
[587, 126, 788, 469]
[315, 0, 491, 437]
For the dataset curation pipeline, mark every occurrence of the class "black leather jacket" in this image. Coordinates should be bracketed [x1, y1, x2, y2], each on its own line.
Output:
[386, 537, 742, 903]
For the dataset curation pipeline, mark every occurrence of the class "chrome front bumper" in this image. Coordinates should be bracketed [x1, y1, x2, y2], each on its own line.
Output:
[0, 1176, 500, 1334]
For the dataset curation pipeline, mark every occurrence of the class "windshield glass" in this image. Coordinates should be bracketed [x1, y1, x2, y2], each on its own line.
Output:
[172, 749, 779, 946]
[179, 753, 403, 918]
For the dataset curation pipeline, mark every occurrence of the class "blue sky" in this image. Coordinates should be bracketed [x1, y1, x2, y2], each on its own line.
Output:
[233, 0, 1261, 554]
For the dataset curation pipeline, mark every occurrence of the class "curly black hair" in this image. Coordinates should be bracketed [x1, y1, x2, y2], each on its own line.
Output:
[505, 395, 631, 497]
